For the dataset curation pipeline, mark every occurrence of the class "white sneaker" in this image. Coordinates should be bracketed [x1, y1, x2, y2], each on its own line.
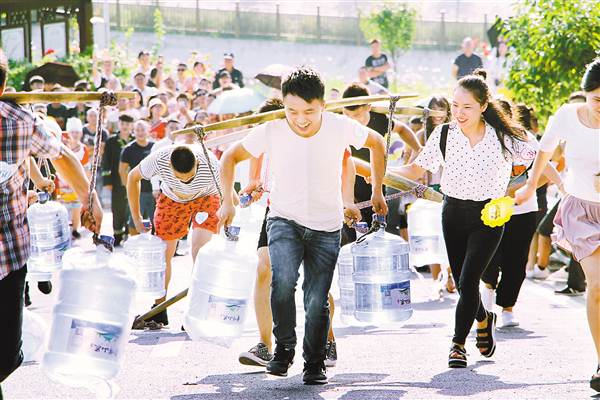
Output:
[501, 310, 520, 328]
[525, 267, 534, 279]
[481, 286, 496, 311]
[532, 264, 550, 280]
[548, 266, 568, 282]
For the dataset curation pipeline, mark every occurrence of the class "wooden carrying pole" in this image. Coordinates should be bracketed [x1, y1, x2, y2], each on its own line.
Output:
[172, 93, 419, 136]
[352, 157, 444, 203]
[0, 91, 136, 104]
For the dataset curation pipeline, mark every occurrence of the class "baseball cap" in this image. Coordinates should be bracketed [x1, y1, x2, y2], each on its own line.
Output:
[223, 52, 234, 59]
[29, 75, 45, 85]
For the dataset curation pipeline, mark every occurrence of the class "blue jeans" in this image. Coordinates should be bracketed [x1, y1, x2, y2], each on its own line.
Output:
[266, 217, 341, 364]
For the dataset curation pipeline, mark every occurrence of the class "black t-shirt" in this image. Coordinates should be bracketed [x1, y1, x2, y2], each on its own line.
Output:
[120, 141, 154, 192]
[213, 68, 245, 89]
[365, 54, 389, 88]
[82, 126, 109, 147]
[454, 53, 483, 79]
[47, 104, 76, 129]
[351, 111, 393, 222]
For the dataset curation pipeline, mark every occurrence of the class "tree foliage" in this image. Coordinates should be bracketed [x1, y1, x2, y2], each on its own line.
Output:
[152, 8, 165, 56]
[359, 4, 416, 74]
[503, 0, 600, 124]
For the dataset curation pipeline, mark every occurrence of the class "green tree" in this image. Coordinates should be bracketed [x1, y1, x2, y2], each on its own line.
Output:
[503, 0, 600, 124]
[152, 8, 165, 56]
[359, 3, 416, 86]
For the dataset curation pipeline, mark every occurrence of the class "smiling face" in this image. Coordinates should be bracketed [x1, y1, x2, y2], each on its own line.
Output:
[451, 86, 487, 131]
[430, 104, 449, 126]
[283, 94, 324, 137]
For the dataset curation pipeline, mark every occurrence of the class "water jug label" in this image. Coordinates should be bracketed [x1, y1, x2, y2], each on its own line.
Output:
[67, 319, 122, 360]
[138, 270, 165, 290]
[410, 236, 439, 254]
[355, 281, 411, 311]
[207, 295, 247, 325]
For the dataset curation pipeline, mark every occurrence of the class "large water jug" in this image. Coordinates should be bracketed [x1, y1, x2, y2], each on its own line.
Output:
[42, 240, 136, 389]
[27, 192, 71, 281]
[184, 206, 262, 346]
[351, 215, 412, 323]
[337, 242, 359, 326]
[22, 308, 48, 363]
[123, 220, 167, 298]
[407, 199, 449, 267]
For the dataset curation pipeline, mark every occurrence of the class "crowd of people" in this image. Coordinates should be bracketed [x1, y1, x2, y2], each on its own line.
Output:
[0, 33, 598, 394]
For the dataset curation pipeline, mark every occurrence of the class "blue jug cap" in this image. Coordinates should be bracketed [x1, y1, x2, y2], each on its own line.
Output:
[373, 214, 386, 224]
[38, 192, 50, 204]
[239, 193, 252, 208]
[142, 219, 152, 230]
[225, 225, 241, 241]
[354, 222, 369, 233]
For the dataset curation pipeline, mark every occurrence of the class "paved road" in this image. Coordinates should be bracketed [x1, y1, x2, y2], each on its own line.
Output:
[3, 217, 596, 400]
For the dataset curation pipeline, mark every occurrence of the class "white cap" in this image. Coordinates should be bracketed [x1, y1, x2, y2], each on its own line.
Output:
[66, 117, 83, 133]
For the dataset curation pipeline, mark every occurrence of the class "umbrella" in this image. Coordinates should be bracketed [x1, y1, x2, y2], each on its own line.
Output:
[255, 64, 293, 89]
[24, 62, 80, 90]
[487, 17, 504, 48]
[207, 88, 265, 115]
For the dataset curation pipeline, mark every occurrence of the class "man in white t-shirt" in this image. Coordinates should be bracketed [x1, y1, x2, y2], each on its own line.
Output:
[127, 144, 221, 327]
[219, 66, 387, 384]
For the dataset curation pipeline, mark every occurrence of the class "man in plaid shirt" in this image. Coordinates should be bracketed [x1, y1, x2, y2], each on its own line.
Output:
[0, 52, 103, 394]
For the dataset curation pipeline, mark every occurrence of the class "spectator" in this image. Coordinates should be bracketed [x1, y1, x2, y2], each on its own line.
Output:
[133, 72, 158, 106]
[82, 108, 109, 149]
[213, 70, 239, 92]
[487, 40, 509, 92]
[191, 89, 209, 111]
[173, 93, 193, 127]
[102, 113, 134, 246]
[120, 120, 155, 232]
[46, 86, 75, 130]
[365, 39, 391, 88]
[358, 66, 389, 95]
[452, 37, 484, 80]
[148, 97, 167, 140]
[163, 75, 177, 93]
[92, 53, 121, 90]
[133, 49, 152, 79]
[213, 52, 244, 89]
[148, 67, 161, 88]
[328, 88, 340, 100]
[28, 75, 44, 91]
[175, 63, 190, 92]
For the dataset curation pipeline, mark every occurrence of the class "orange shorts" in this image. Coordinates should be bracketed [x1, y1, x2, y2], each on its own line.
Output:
[153, 193, 220, 241]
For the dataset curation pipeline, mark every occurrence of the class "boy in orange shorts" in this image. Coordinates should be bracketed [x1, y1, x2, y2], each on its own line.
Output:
[127, 144, 221, 326]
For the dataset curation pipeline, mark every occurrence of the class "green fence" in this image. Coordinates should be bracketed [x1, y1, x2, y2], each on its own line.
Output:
[94, 2, 488, 50]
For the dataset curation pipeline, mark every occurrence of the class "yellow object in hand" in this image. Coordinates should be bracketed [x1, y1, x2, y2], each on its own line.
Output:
[481, 196, 515, 227]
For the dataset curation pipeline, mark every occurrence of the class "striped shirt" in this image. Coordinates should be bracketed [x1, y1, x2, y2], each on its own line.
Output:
[139, 144, 221, 202]
[0, 101, 62, 279]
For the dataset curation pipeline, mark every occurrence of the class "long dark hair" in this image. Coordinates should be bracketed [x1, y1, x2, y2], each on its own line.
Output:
[425, 95, 451, 139]
[581, 58, 600, 92]
[514, 103, 536, 132]
[457, 70, 526, 157]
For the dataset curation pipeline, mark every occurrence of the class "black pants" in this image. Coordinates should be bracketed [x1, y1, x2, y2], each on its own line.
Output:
[567, 257, 587, 291]
[111, 185, 130, 237]
[442, 197, 504, 345]
[0, 266, 26, 385]
[482, 212, 537, 308]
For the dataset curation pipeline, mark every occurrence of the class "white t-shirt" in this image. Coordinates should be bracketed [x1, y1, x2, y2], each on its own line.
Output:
[540, 103, 600, 203]
[139, 144, 220, 202]
[242, 112, 369, 232]
[415, 121, 536, 201]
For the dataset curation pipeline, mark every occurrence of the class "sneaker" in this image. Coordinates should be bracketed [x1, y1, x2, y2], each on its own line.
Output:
[147, 304, 169, 326]
[525, 267, 534, 279]
[37, 281, 52, 294]
[481, 286, 495, 311]
[266, 346, 294, 377]
[72, 230, 81, 239]
[239, 343, 273, 367]
[325, 341, 337, 368]
[303, 361, 327, 385]
[531, 265, 550, 280]
[500, 310, 519, 328]
[554, 286, 585, 296]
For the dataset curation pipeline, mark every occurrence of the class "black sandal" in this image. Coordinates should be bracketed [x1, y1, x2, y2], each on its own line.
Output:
[591, 365, 600, 392]
[476, 311, 497, 358]
[448, 344, 467, 368]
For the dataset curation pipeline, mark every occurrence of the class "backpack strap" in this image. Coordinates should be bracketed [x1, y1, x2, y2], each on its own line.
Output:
[439, 123, 450, 161]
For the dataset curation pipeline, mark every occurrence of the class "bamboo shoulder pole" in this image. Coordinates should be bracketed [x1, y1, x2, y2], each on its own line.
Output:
[352, 157, 443, 203]
[0, 91, 136, 104]
[172, 93, 420, 136]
